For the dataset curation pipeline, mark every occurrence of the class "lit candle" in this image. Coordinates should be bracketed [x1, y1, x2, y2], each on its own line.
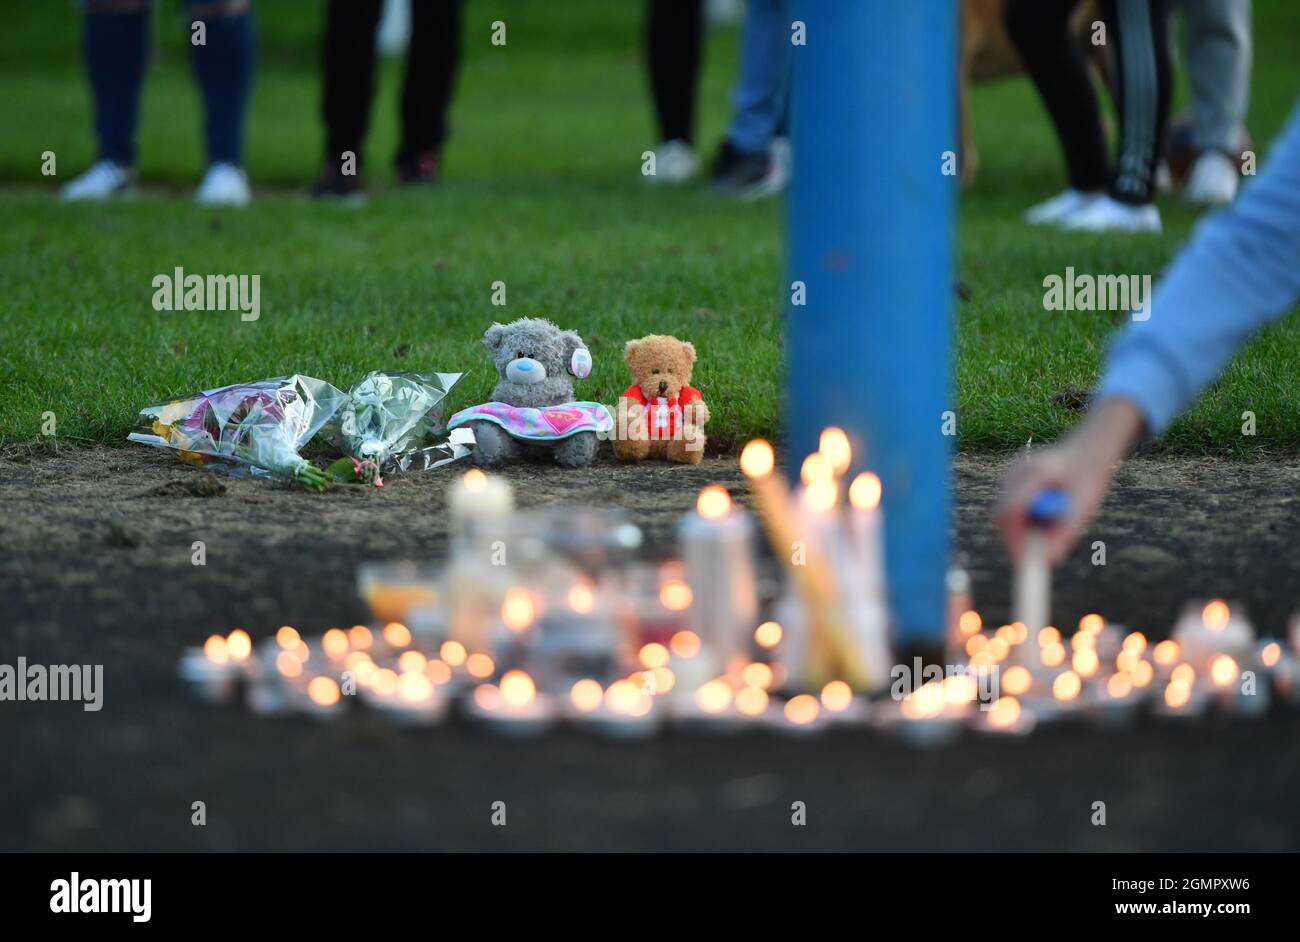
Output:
[773, 692, 825, 735]
[1172, 599, 1255, 676]
[842, 472, 892, 687]
[672, 676, 777, 731]
[892, 681, 961, 747]
[1152, 664, 1210, 718]
[246, 629, 310, 715]
[739, 439, 872, 689]
[817, 679, 868, 724]
[466, 670, 555, 737]
[178, 630, 252, 703]
[446, 469, 516, 649]
[1012, 489, 1069, 640]
[847, 471, 885, 603]
[568, 677, 662, 740]
[1206, 652, 1267, 717]
[369, 669, 447, 727]
[299, 675, 344, 720]
[1255, 638, 1291, 705]
[1086, 670, 1140, 727]
[448, 468, 514, 537]
[973, 695, 1037, 737]
[678, 485, 759, 676]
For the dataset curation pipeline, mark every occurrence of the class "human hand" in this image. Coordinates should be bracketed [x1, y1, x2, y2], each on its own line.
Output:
[996, 398, 1145, 564]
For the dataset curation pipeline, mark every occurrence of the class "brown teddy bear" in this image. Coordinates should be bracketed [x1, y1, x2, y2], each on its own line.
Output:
[612, 334, 709, 464]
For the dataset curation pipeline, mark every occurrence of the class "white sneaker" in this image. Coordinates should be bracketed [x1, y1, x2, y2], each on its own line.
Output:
[1062, 194, 1162, 233]
[1155, 159, 1172, 194]
[60, 160, 134, 201]
[1023, 189, 1100, 226]
[1183, 151, 1239, 206]
[764, 136, 791, 194]
[646, 140, 699, 185]
[195, 163, 251, 206]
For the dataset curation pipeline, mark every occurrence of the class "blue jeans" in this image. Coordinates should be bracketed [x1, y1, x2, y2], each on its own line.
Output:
[85, 0, 255, 167]
[725, 0, 790, 154]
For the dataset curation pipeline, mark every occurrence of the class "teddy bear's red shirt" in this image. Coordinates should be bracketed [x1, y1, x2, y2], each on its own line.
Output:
[622, 384, 702, 439]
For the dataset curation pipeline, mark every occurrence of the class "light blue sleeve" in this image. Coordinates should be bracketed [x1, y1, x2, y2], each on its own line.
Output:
[1094, 101, 1300, 436]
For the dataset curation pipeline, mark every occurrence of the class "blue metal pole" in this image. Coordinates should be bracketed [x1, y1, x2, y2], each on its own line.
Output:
[785, 0, 956, 649]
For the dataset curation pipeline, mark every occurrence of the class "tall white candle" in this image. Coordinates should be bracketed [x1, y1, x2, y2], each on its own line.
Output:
[448, 468, 514, 542]
[1012, 489, 1068, 670]
[678, 486, 759, 675]
[1013, 529, 1049, 637]
[842, 472, 890, 691]
[848, 472, 885, 605]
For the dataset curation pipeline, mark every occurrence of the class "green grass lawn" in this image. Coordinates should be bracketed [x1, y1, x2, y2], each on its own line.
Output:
[1, 0, 1297, 453]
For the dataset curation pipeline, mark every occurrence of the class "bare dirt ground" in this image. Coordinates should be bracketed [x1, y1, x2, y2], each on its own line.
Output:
[2, 443, 1299, 851]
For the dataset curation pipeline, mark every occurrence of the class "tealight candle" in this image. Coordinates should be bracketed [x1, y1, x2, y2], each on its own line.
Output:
[891, 682, 961, 747]
[775, 692, 827, 735]
[1152, 669, 1210, 719]
[973, 695, 1037, 736]
[297, 675, 344, 720]
[466, 670, 555, 737]
[1172, 599, 1255, 675]
[1207, 652, 1268, 717]
[321, 627, 350, 662]
[178, 631, 248, 703]
[1086, 671, 1140, 726]
[569, 678, 662, 740]
[817, 679, 867, 723]
[370, 670, 447, 727]
[661, 629, 712, 699]
[674, 678, 743, 731]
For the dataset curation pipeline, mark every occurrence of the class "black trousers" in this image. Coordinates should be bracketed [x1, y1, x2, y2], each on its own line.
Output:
[1005, 0, 1172, 205]
[645, 0, 703, 144]
[321, 0, 464, 168]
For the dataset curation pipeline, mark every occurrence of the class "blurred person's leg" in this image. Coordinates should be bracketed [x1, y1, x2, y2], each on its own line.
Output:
[63, 0, 152, 200]
[188, 0, 256, 205]
[711, 0, 789, 197]
[317, 0, 384, 196]
[395, 0, 464, 184]
[1003, 0, 1109, 224]
[1183, 0, 1251, 204]
[1104, 0, 1172, 206]
[644, 0, 704, 183]
[1063, 0, 1169, 230]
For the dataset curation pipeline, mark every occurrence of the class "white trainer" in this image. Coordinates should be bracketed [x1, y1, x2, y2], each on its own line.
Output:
[195, 163, 251, 206]
[1062, 194, 1162, 233]
[1183, 151, 1239, 206]
[60, 160, 133, 201]
[1023, 189, 1100, 226]
[646, 140, 699, 185]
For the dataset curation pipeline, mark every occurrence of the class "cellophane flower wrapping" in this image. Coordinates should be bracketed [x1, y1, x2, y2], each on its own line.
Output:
[128, 375, 346, 486]
[320, 370, 468, 471]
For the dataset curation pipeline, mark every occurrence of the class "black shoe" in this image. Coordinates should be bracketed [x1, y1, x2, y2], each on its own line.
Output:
[709, 139, 772, 195]
[395, 151, 440, 186]
[311, 165, 366, 200]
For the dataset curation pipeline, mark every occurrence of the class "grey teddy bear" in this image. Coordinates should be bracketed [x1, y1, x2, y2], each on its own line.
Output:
[453, 318, 605, 468]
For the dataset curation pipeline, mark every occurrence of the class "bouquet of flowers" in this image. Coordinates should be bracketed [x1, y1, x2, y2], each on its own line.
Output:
[128, 375, 347, 491]
[319, 370, 469, 486]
